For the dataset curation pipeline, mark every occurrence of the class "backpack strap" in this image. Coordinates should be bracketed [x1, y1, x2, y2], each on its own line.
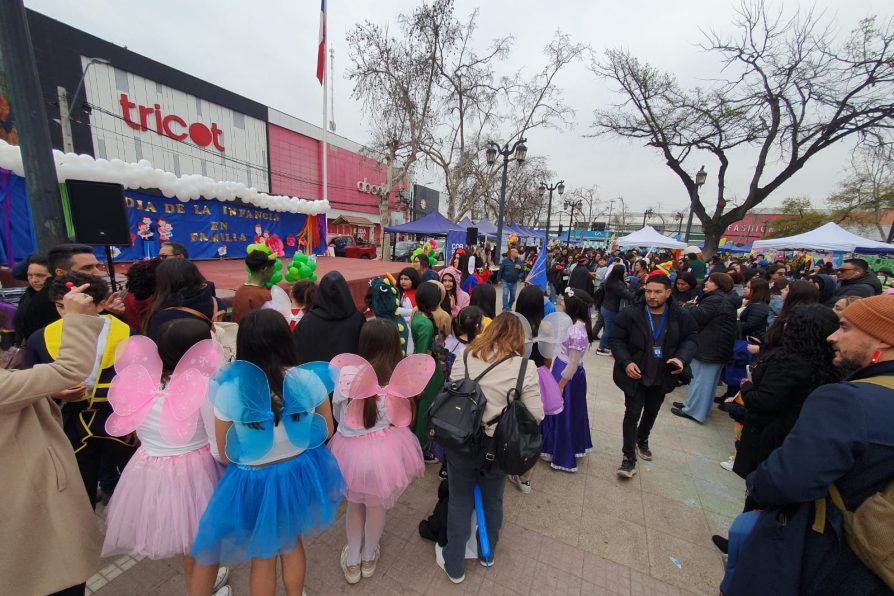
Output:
[851, 375, 894, 391]
[470, 352, 513, 383]
[508, 356, 529, 404]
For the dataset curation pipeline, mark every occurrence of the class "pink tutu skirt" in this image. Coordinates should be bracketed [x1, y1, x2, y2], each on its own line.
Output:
[539, 365, 564, 415]
[102, 445, 223, 559]
[329, 426, 424, 509]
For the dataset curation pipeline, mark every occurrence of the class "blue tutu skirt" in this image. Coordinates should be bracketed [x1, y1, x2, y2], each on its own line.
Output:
[191, 446, 345, 564]
[540, 360, 592, 472]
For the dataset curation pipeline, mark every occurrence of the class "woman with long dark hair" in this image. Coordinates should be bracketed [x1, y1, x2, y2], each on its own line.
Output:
[763, 279, 820, 349]
[739, 277, 771, 340]
[411, 282, 444, 461]
[470, 283, 497, 326]
[439, 269, 470, 318]
[732, 305, 841, 487]
[596, 264, 632, 355]
[144, 259, 219, 340]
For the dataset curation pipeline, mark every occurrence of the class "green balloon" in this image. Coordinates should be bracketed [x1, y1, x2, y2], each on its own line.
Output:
[310, 274, 318, 282]
[296, 252, 309, 264]
[274, 259, 283, 271]
[286, 267, 299, 282]
[298, 264, 312, 278]
[307, 261, 317, 272]
[428, 256, 437, 266]
[268, 271, 283, 286]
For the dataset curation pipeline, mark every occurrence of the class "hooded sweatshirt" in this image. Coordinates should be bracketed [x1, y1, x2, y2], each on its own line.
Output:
[813, 273, 837, 306]
[829, 271, 882, 304]
[293, 271, 366, 363]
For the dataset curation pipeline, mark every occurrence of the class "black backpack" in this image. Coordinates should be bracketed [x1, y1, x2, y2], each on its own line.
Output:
[483, 357, 542, 475]
[426, 351, 511, 459]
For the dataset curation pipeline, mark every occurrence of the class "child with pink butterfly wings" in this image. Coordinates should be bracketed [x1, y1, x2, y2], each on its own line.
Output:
[329, 319, 435, 585]
[102, 319, 231, 596]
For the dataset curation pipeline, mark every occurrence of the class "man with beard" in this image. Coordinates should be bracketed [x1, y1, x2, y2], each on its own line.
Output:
[609, 274, 698, 478]
[731, 295, 894, 595]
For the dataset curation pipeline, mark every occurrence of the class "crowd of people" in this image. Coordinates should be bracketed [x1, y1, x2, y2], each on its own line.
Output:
[2, 239, 893, 595]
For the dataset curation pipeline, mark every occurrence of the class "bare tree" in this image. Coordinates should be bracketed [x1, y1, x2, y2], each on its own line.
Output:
[564, 185, 601, 230]
[589, 1, 894, 257]
[828, 144, 894, 238]
[347, 0, 449, 259]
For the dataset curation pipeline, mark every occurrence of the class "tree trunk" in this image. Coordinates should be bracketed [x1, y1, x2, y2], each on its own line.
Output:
[701, 222, 722, 260]
[380, 158, 393, 261]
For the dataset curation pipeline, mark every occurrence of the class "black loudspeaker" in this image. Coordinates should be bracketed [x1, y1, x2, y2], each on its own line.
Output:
[64, 180, 131, 245]
[466, 226, 478, 246]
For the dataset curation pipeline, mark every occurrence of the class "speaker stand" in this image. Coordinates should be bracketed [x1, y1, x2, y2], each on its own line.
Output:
[105, 246, 118, 292]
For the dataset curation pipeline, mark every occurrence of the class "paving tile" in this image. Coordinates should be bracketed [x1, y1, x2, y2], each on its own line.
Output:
[638, 466, 701, 508]
[641, 492, 713, 546]
[580, 550, 632, 595]
[629, 568, 683, 596]
[578, 511, 650, 571]
[692, 478, 745, 518]
[583, 474, 645, 523]
[538, 535, 585, 577]
[529, 560, 584, 595]
[644, 528, 724, 595]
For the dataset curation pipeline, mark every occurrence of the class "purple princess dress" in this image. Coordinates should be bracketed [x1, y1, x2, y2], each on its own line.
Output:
[540, 321, 593, 471]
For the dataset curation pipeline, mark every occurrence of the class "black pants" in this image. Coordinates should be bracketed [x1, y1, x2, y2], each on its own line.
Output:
[50, 583, 85, 596]
[622, 384, 667, 461]
[76, 438, 135, 509]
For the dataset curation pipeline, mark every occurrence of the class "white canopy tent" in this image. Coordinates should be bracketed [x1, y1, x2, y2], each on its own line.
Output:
[752, 222, 894, 254]
[616, 226, 687, 249]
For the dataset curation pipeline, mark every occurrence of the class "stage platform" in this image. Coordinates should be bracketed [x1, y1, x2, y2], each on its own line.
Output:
[192, 256, 406, 313]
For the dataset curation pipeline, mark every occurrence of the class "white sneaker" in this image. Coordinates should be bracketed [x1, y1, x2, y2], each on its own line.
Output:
[361, 545, 380, 578]
[720, 456, 735, 472]
[508, 474, 532, 494]
[213, 586, 232, 596]
[213, 567, 230, 592]
[340, 545, 362, 584]
[434, 543, 464, 583]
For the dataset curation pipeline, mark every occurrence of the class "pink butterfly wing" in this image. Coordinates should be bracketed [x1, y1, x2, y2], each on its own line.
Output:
[387, 354, 436, 399]
[331, 353, 381, 400]
[344, 399, 367, 428]
[106, 366, 158, 436]
[384, 395, 414, 427]
[159, 370, 210, 445]
[114, 336, 163, 380]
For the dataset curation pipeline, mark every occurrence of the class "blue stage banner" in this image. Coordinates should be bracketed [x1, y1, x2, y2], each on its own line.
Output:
[445, 231, 466, 262]
[98, 189, 328, 261]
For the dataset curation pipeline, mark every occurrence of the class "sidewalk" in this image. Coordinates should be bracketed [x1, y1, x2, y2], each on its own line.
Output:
[90, 345, 742, 596]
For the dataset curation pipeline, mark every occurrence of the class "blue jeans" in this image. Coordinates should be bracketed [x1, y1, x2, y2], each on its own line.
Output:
[502, 281, 517, 312]
[443, 456, 507, 579]
[682, 359, 724, 422]
[598, 307, 618, 351]
[548, 282, 558, 304]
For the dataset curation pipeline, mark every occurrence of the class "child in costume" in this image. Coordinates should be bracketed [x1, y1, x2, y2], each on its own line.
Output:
[540, 288, 595, 472]
[191, 309, 345, 595]
[231, 246, 275, 324]
[289, 279, 316, 331]
[411, 282, 444, 461]
[329, 319, 432, 584]
[102, 319, 230, 595]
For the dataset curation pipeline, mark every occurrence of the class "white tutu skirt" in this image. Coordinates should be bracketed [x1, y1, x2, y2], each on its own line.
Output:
[329, 426, 424, 509]
[102, 445, 223, 559]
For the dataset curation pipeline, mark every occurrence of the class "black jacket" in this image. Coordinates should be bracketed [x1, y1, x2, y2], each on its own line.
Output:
[293, 271, 365, 363]
[732, 352, 819, 477]
[13, 285, 59, 344]
[609, 301, 698, 395]
[829, 272, 882, 304]
[738, 302, 769, 339]
[601, 277, 633, 312]
[569, 263, 594, 296]
[682, 290, 737, 363]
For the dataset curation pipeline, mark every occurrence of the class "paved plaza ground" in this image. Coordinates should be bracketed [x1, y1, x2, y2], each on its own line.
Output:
[89, 341, 743, 596]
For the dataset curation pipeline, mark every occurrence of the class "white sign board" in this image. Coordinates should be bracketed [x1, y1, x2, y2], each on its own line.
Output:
[82, 59, 269, 192]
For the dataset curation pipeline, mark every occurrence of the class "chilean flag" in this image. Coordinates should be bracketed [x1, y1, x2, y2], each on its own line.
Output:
[316, 0, 326, 85]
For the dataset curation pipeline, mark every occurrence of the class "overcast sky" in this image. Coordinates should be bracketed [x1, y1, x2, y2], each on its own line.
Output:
[26, 0, 893, 216]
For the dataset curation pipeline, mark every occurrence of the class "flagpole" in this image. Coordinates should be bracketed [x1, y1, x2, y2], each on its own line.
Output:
[321, 2, 328, 204]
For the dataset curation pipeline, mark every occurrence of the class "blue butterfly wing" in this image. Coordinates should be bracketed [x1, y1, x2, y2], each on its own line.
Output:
[296, 360, 337, 395]
[281, 365, 331, 450]
[209, 360, 275, 464]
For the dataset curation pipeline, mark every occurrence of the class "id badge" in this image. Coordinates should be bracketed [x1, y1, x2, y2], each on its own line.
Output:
[652, 346, 663, 359]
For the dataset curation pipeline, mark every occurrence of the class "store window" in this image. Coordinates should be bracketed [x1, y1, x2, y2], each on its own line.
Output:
[173, 154, 181, 176]
[233, 112, 245, 129]
[134, 138, 142, 161]
[97, 138, 107, 159]
[195, 97, 202, 116]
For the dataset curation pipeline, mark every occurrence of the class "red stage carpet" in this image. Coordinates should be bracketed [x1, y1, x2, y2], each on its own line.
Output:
[193, 256, 405, 313]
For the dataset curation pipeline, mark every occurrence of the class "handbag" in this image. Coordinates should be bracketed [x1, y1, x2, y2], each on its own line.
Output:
[164, 301, 237, 361]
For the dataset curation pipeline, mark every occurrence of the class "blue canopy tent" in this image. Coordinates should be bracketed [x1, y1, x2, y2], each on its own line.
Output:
[456, 216, 475, 229]
[475, 218, 498, 236]
[383, 210, 464, 235]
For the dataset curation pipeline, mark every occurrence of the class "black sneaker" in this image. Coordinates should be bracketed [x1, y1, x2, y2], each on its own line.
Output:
[423, 451, 439, 464]
[635, 442, 652, 461]
[438, 464, 448, 479]
[712, 535, 729, 554]
[617, 458, 637, 478]
[672, 401, 684, 409]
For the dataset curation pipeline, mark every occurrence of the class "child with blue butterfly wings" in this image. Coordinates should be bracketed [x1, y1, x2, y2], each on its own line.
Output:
[191, 310, 346, 595]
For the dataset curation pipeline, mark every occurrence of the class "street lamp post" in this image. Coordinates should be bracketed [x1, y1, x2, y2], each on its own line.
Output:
[486, 137, 528, 256]
[683, 165, 707, 243]
[539, 179, 565, 239]
[642, 208, 654, 228]
[674, 211, 684, 237]
[564, 199, 583, 245]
